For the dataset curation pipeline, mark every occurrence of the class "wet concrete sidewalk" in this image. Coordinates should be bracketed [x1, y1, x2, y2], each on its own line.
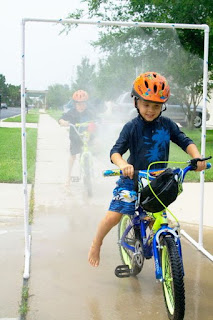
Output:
[0, 112, 36, 318]
[27, 205, 213, 320]
[0, 118, 37, 319]
[25, 113, 213, 320]
[0, 183, 31, 319]
[0, 112, 212, 319]
[0, 114, 65, 319]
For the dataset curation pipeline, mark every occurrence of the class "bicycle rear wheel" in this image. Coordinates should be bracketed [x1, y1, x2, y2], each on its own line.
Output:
[118, 215, 144, 276]
[160, 236, 185, 320]
[82, 153, 93, 197]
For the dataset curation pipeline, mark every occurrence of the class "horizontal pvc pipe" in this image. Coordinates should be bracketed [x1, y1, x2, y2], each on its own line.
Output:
[181, 230, 213, 262]
[22, 18, 209, 31]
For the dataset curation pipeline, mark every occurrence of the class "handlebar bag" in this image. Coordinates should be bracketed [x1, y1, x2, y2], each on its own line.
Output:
[140, 168, 179, 213]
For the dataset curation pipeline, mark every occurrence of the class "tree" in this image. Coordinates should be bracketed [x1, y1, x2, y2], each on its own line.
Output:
[66, 0, 213, 127]
[0, 74, 9, 103]
[46, 84, 71, 109]
[71, 0, 213, 70]
[0, 74, 20, 106]
[94, 51, 138, 100]
[72, 57, 96, 95]
[71, 57, 107, 110]
[7, 84, 20, 107]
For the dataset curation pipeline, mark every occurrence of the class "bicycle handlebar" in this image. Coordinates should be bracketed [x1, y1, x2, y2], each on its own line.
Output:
[103, 157, 212, 177]
[207, 162, 212, 169]
[187, 156, 212, 170]
[69, 121, 96, 136]
[69, 120, 96, 128]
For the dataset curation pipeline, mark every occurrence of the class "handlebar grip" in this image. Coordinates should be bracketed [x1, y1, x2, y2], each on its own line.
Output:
[103, 169, 122, 177]
[206, 162, 212, 169]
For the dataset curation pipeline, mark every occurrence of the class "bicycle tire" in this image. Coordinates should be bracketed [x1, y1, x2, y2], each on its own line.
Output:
[118, 215, 144, 276]
[160, 236, 185, 320]
[82, 153, 93, 197]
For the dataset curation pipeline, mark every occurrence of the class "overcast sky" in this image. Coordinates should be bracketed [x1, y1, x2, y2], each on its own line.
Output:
[0, 0, 99, 90]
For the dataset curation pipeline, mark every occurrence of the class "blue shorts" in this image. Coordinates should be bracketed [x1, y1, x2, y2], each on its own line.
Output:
[108, 176, 137, 215]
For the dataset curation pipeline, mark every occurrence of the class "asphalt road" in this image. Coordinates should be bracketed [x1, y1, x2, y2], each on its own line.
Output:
[0, 107, 21, 120]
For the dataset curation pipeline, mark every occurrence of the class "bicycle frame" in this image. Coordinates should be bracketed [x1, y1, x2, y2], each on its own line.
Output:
[79, 131, 93, 170]
[71, 122, 95, 197]
[70, 122, 93, 175]
[115, 164, 210, 281]
[105, 157, 211, 319]
[104, 158, 211, 280]
[119, 206, 184, 281]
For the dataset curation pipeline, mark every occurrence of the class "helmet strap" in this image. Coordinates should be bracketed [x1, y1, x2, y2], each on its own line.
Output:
[134, 97, 139, 108]
[134, 97, 142, 118]
[161, 105, 167, 112]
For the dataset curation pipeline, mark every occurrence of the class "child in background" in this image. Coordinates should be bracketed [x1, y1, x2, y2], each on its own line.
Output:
[59, 90, 93, 186]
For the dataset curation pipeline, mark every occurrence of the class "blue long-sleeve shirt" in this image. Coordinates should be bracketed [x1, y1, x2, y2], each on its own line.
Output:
[110, 115, 194, 170]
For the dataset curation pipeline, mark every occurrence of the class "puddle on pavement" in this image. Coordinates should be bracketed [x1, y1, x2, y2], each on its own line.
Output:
[29, 173, 213, 320]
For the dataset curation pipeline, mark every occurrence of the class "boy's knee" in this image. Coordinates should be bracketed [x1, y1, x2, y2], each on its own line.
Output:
[105, 211, 122, 227]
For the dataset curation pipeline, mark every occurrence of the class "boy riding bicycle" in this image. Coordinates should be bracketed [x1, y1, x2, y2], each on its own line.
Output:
[59, 90, 94, 186]
[88, 71, 206, 267]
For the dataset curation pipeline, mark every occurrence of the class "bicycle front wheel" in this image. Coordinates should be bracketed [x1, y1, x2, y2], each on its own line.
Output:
[82, 153, 93, 197]
[160, 237, 185, 320]
[118, 215, 144, 276]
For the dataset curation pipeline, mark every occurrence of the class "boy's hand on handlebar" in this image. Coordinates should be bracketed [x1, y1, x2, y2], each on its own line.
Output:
[189, 156, 211, 171]
[111, 154, 134, 178]
[120, 163, 134, 179]
[196, 160, 206, 172]
[59, 119, 69, 127]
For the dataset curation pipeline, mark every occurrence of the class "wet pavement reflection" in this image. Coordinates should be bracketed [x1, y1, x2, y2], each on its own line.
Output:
[27, 172, 213, 320]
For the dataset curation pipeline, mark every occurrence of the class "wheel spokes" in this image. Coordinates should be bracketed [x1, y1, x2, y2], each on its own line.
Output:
[163, 247, 175, 313]
[120, 217, 135, 267]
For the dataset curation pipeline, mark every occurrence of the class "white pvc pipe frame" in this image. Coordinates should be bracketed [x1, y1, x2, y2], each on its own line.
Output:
[21, 18, 211, 279]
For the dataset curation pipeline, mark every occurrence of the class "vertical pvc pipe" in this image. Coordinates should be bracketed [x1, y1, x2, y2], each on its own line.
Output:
[21, 20, 31, 279]
[199, 26, 209, 248]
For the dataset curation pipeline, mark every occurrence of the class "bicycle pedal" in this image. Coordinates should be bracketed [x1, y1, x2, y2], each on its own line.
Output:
[115, 265, 130, 278]
[70, 176, 80, 182]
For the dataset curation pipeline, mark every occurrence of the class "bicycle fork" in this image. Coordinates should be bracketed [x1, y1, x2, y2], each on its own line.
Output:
[152, 226, 184, 281]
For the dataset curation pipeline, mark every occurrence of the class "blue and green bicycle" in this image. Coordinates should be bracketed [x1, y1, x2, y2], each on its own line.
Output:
[103, 156, 211, 320]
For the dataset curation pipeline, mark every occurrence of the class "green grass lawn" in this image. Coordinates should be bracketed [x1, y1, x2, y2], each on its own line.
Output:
[46, 109, 63, 121]
[0, 128, 38, 183]
[3, 109, 39, 123]
[169, 128, 213, 181]
[0, 122, 212, 183]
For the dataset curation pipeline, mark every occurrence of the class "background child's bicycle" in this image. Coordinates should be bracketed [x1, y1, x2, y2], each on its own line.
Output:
[103, 156, 211, 320]
[70, 122, 95, 197]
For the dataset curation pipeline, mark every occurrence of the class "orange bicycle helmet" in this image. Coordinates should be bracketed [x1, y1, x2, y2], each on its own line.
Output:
[131, 72, 170, 103]
[72, 90, 89, 102]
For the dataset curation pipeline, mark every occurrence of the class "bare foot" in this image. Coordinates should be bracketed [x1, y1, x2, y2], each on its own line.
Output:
[88, 241, 101, 267]
[65, 179, 71, 188]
